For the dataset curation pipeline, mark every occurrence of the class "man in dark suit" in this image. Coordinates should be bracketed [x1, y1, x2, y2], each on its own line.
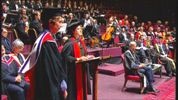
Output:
[30, 11, 43, 35]
[155, 36, 176, 76]
[124, 41, 159, 93]
[1, 28, 12, 54]
[15, 15, 31, 44]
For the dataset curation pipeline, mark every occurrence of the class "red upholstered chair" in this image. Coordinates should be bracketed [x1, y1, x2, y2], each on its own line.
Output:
[121, 54, 145, 94]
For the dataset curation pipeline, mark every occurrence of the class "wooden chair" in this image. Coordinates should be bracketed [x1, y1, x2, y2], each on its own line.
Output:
[12, 29, 19, 39]
[121, 54, 146, 94]
[28, 28, 38, 38]
[28, 28, 38, 44]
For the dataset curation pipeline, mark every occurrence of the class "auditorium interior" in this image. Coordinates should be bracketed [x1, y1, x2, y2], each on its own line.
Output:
[1, 0, 176, 100]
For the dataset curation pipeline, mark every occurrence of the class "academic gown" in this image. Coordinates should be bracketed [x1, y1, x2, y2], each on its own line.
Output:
[1, 54, 29, 100]
[61, 37, 91, 100]
[19, 31, 66, 100]
[1, 59, 9, 95]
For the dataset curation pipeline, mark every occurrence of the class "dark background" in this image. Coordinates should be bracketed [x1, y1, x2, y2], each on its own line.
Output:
[102, 0, 176, 25]
[26, 0, 176, 28]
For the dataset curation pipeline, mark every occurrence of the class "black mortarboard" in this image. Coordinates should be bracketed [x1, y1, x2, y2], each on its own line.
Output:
[41, 8, 64, 29]
[66, 19, 84, 35]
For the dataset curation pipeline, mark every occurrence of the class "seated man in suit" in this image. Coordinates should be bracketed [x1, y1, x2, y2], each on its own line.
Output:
[2, 39, 30, 100]
[154, 35, 176, 77]
[1, 27, 13, 54]
[124, 41, 159, 93]
[30, 10, 43, 35]
[15, 15, 31, 44]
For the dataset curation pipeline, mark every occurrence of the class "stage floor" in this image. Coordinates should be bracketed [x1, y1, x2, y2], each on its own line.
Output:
[88, 66, 175, 100]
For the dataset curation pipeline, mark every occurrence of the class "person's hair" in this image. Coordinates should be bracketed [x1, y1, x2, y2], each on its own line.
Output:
[48, 16, 62, 26]
[32, 10, 40, 20]
[129, 41, 136, 48]
[12, 39, 24, 48]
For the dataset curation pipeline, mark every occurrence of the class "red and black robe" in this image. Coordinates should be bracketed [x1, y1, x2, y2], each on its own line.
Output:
[61, 37, 90, 100]
[19, 30, 66, 100]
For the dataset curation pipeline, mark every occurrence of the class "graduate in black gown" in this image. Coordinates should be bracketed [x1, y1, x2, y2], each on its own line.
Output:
[61, 19, 94, 100]
[18, 15, 67, 100]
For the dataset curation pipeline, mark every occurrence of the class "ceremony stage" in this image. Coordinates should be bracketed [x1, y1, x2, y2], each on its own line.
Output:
[98, 63, 124, 76]
[87, 47, 124, 76]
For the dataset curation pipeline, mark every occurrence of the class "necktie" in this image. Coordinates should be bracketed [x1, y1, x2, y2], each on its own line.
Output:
[5, 39, 10, 47]
[17, 55, 24, 64]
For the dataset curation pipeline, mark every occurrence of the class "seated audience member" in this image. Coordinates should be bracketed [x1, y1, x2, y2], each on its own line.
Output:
[2, 39, 30, 100]
[135, 26, 147, 41]
[135, 35, 149, 63]
[119, 26, 130, 52]
[30, 10, 43, 35]
[18, 8, 29, 21]
[9, 0, 21, 12]
[34, 0, 43, 11]
[1, 44, 9, 95]
[9, 39, 26, 66]
[146, 26, 155, 39]
[154, 36, 176, 76]
[1, 27, 13, 54]
[144, 35, 157, 62]
[26, 0, 35, 10]
[15, 15, 31, 44]
[124, 41, 159, 93]
[165, 33, 175, 59]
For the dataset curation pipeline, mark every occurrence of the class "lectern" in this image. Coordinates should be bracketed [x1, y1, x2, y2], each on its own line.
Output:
[76, 57, 103, 100]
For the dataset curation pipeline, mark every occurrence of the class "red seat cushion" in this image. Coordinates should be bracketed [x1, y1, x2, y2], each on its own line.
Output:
[126, 75, 141, 81]
[1, 95, 8, 100]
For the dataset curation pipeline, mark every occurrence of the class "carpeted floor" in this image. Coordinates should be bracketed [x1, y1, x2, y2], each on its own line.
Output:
[143, 77, 175, 100]
[88, 65, 176, 100]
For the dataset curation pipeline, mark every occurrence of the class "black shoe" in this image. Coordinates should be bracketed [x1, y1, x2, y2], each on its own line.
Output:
[149, 87, 160, 93]
[167, 73, 172, 77]
[143, 89, 148, 94]
[172, 73, 176, 76]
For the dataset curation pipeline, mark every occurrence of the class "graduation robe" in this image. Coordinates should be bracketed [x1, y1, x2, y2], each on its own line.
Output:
[61, 37, 90, 100]
[18, 30, 66, 100]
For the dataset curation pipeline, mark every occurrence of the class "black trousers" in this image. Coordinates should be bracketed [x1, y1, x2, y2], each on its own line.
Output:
[7, 82, 30, 100]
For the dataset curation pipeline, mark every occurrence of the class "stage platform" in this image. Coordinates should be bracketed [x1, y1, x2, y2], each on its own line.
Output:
[98, 63, 124, 76]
